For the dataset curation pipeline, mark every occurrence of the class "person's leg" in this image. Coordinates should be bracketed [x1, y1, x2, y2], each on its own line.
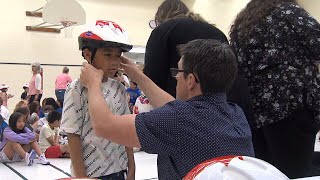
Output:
[29, 95, 35, 104]
[55, 90, 65, 101]
[36, 94, 42, 103]
[2, 141, 26, 160]
[55, 90, 60, 102]
[262, 109, 316, 178]
[29, 141, 42, 156]
[251, 127, 271, 162]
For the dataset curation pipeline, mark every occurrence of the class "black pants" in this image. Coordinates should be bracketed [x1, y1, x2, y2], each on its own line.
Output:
[252, 108, 317, 179]
[29, 94, 42, 104]
[96, 170, 126, 180]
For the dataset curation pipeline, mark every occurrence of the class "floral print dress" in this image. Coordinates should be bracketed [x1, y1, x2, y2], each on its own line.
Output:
[231, 3, 320, 128]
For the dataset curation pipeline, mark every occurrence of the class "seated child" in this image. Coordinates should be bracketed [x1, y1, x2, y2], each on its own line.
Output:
[15, 106, 39, 140]
[39, 111, 69, 158]
[0, 112, 50, 165]
[38, 105, 54, 130]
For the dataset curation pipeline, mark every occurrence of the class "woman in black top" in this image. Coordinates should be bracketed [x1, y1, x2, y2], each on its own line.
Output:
[143, 0, 227, 97]
[230, 0, 320, 178]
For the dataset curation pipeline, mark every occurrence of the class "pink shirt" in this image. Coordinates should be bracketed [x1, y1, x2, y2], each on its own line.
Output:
[55, 73, 72, 90]
[28, 74, 43, 95]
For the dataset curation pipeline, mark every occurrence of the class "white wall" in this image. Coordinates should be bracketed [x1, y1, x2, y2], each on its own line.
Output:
[0, 0, 319, 112]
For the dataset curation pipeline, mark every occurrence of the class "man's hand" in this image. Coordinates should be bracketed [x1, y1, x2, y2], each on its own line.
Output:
[120, 56, 143, 83]
[80, 62, 104, 89]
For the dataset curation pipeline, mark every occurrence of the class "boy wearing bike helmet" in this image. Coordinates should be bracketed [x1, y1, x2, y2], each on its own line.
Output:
[60, 20, 135, 179]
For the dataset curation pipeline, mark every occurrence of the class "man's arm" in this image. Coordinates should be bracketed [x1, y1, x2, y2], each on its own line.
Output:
[120, 57, 175, 108]
[87, 84, 140, 148]
[125, 147, 135, 180]
[67, 133, 87, 178]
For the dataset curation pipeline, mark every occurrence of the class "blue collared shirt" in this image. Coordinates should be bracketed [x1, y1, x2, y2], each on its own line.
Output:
[135, 93, 254, 179]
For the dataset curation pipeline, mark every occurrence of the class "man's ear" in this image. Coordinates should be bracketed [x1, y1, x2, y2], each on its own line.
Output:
[83, 49, 92, 64]
[187, 73, 197, 90]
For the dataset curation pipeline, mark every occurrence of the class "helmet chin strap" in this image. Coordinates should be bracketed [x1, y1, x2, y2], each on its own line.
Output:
[90, 48, 97, 64]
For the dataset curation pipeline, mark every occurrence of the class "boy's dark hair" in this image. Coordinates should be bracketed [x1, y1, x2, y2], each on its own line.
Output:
[9, 112, 25, 133]
[45, 97, 60, 110]
[177, 39, 237, 94]
[15, 106, 30, 116]
[28, 101, 40, 115]
[47, 111, 62, 124]
[44, 105, 54, 112]
[130, 81, 137, 86]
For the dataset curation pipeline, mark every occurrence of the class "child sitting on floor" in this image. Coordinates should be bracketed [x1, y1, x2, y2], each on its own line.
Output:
[0, 112, 50, 165]
[39, 111, 69, 158]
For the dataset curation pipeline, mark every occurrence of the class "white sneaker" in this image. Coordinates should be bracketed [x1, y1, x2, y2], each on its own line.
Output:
[25, 150, 36, 166]
[38, 154, 50, 165]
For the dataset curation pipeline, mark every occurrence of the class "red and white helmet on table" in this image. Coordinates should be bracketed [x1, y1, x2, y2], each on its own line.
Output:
[184, 156, 289, 180]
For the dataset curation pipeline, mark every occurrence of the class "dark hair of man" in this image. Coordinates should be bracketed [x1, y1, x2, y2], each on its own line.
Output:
[177, 39, 238, 94]
[47, 111, 62, 124]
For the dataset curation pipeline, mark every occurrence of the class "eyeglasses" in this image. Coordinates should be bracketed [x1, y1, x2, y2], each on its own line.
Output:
[170, 68, 199, 83]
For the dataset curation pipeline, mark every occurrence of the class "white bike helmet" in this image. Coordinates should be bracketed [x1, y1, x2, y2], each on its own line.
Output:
[184, 156, 289, 180]
[79, 20, 133, 61]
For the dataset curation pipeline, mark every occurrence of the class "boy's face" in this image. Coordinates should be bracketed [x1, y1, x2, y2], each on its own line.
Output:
[130, 82, 137, 89]
[84, 47, 122, 79]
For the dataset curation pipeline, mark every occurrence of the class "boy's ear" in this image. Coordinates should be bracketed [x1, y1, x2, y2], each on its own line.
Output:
[83, 49, 92, 64]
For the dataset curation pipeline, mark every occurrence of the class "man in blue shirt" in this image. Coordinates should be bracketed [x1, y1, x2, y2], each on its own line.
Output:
[79, 39, 254, 179]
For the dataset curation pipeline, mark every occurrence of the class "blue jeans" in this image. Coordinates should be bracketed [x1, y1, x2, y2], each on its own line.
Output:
[55, 89, 66, 101]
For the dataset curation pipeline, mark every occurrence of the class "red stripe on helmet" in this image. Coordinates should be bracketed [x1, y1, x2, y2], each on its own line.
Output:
[79, 32, 103, 40]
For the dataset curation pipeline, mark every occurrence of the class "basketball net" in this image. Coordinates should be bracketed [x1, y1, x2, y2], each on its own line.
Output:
[61, 21, 76, 38]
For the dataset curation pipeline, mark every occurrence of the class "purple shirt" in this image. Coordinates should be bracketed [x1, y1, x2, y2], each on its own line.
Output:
[0, 127, 35, 150]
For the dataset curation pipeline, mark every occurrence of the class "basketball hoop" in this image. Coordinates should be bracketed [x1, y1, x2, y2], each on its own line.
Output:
[42, 0, 86, 38]
[61, 21, 76, 38]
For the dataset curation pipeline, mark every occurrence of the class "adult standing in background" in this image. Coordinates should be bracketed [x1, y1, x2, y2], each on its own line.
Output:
[143, 0, 253, 126]
[0, 84, 13, 107]
[230, 0, 320, 178]
[55, 67, 72, 106]
[28, 62, 43, 104]
[143, 0, 227, 97]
